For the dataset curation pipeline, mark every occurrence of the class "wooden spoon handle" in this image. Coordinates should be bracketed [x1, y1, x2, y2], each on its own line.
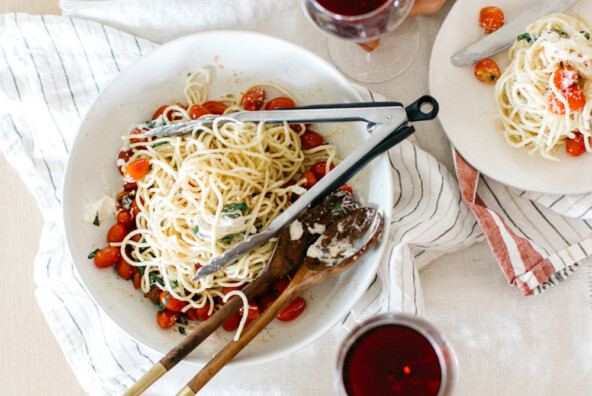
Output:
[177, 283, 303, 395]
[122, 274, 269, 396]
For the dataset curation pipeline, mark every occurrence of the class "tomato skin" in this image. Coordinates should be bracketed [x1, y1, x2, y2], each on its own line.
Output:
[132, 271, 142, 289]
[552, 67, 580, 91]
[265, 97, 296, 110]
[222, 312, 242, 331]
[159, 291, 187, 313]
[203, 101, 228, 115]
[117, 149, 133, 175]
[548, 85, 586, 115]
[116, 210, 135, 229]
[239, 301, 260, 320]
[115, 191, 135, 212]
[310, 161, 335, 179]
[124, 158, 150, 184]
[340, 184, 353, 194]
[116, 258, 135, 279]
[277, 296, 306, 321]
[107, 223, 128, 243]
[566, 132, 587, 157]
[93, 246, 121, 268]
[188, 104, 211, 119]
[131, 196, 142, 217]
[195, 303, 214, 321]
[474, 59, 500, 84]
[479, 7, 504, 34]
[156, 310, 180, 329]
[185, 308, 199, 321]
[129, 127, 149, 147]
[242, 88, 266, 111]
[300, 131, 325, 149]
[222, 285, 244, 296]
[300, 171, 317, 189]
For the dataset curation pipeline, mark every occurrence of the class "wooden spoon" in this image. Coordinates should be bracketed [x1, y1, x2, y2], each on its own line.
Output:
[123, 190, 358, 396]
[176, 207, 383, 396]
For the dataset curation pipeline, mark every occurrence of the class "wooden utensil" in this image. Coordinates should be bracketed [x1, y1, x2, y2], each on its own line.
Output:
[176, 208, 383, 395]
[123, 191, 358, 396]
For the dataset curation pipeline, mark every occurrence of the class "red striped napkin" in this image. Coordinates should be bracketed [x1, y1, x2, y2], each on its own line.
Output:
[454, 151, 592, 296]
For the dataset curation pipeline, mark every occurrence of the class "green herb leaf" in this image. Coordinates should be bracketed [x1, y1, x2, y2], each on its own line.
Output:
[170, 280, 179, 289]
[193, 225, 199, 235]
[162, 292, 170, 306]
[177, 314, 188, 326]
[582, 31, 591, 40]
[137, 266, 146, 275]
[92, 212, 100, 226]
[146, 120, 157, 128]
[178, 326, 186, 335]
[88, 248, 100, 259]
[220, 231, 246, 243]
[552, 28, 568, 37]
[222, 202, 249, 218]
[330, 205, 348, 215]
[152, 141, 168, 148]
[517, 33, 532, 43]
[155, 301, 165, 313]
[149, 272, 164, 287]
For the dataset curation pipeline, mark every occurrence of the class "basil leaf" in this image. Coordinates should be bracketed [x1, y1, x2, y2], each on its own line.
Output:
[553, 28, 568, 37]
[193, 225, 199, 235]
[517, 33, 532, 43]
[582, 31, 591, 40]
[152, 141, 168, 148]
[137, 265, 146, 275]
[88, 248, 100, 259]
[155, 301, 165, 313]
[149, 272, 164, 287]
[146, 120, 157, 128]
[220, 231, 246, 243]
[222, 203, 249, 218]
[92, 212, 100, 226]
[170, 280, 179, 289]
[178, 326, 186, 335]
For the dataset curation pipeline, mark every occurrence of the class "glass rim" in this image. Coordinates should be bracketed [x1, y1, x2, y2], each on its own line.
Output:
[335, 313, 457, 396]
[309, 0, 404, 22]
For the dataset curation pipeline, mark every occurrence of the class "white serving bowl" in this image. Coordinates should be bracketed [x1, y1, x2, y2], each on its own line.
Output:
[63, 30, 392, 366]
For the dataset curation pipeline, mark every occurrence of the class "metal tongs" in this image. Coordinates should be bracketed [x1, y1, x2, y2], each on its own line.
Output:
[145, 96, 439, 279]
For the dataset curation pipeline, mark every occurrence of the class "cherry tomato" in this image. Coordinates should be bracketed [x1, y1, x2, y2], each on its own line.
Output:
[310, 161, 335, 180]
[474, 59, 500, 84]
[299, 171, 317, 189]
[203, 101, 229, 115]
[116, 210, 135, 229]
[222, 285, 244, 296]
[300, 131, 325, 149]
[93, 246, 121, 268]
[265, 97, 296, 110]
[340, 184, 353, 195]
[239, 301, 260, 320]
[185, 308, 199, 321]
[566, 132, 587, 157]
[107, 223, 128, 243]
[159, 291, 187, 313]
[131, 196, 143, 217]
[123, 182, 137, 192]
[241, 87, 265, 111]
[479, 7, 504, 34]
[129, 127, 149, 146]
[552, 66, 580, 92]
[548, 85, 586, 115]
[116, 149, 133, 175]
[257, 294, 278, 312]
[124, 158, 150, 184]
[277, 296, 306, 321]
[357, 39, 381, 52]
[116, 258, 135, 279]
[156, 310, 179, 329]
[115, 191, 135, 211]
[222, 311, 242, 331]
[132, 271, 142, 289]
[151, 105, 171, 120]
[195, 303, 214, 321]
[272, 277, 290, 294]
[188, 104, 211, 119]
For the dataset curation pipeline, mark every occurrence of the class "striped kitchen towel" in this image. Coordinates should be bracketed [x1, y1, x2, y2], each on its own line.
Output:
[455, 152, 592, 296]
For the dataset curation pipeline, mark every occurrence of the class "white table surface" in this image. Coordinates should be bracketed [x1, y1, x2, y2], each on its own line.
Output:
[1, 1, 590, 395]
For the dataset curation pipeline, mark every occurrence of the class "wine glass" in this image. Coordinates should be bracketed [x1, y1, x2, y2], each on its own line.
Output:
[302, 0, 418, 83]
[335, 313, 457, 396]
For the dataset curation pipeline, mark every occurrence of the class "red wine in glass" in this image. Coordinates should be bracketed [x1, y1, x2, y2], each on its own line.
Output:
[316, 0, 389, 17]
[336, 314, 457, 396]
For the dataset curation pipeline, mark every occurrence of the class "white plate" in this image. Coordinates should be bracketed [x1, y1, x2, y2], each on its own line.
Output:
[430, 0, 592, 194]
[63, 31, 392, 366]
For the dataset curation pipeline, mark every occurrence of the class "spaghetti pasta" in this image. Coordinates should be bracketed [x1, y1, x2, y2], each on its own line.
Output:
[494, 13, 592, 160]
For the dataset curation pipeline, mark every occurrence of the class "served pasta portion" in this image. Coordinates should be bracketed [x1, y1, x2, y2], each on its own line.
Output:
[494, 13, 592, 160]
[91, 69, 349, 333]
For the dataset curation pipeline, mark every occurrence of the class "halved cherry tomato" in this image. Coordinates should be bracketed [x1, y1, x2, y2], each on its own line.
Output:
[116, 210, 135, 229]
[129, 127, 149, 146]
[185, 308, 199, 321]
[222, 312, 242, 331]
[340, 184, 353, 194]
[159, 291, 187, 313]
[123, 182, 137, 192]
[566, 132, 587, 157]
[107, 223, 128, 243]
[310, 161, 335, 180]
[222, 285, 244, 296]
[131, 196, 143, 217]
[239, 301, 260, 320]
[116, 149, 133, 175]
[132, 271, 142, 289]
[299, 171, 317, 189]
[93, 246, 121, 268]
[265, 97, 296, 110]
[474, 59, 500, 84]
[479, 7, 504, 34]
[300, 131, 325, 149]
[124, 158, 150, 184]
[257, 294, 278, 312]
[115, 191, 135, 211]
[548, 85, 586, 115]
[272, 277, 290, 294]
[552, 66, 580, 92]
[195, 303, 214, 321]
[116, 258, 135, 279]
[156, 310, 179, 329]
[242, 88, 265, 111]
[203, 101, 228, 115]
[277, 296, 306, 321]
[188, 104, 211, 119]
